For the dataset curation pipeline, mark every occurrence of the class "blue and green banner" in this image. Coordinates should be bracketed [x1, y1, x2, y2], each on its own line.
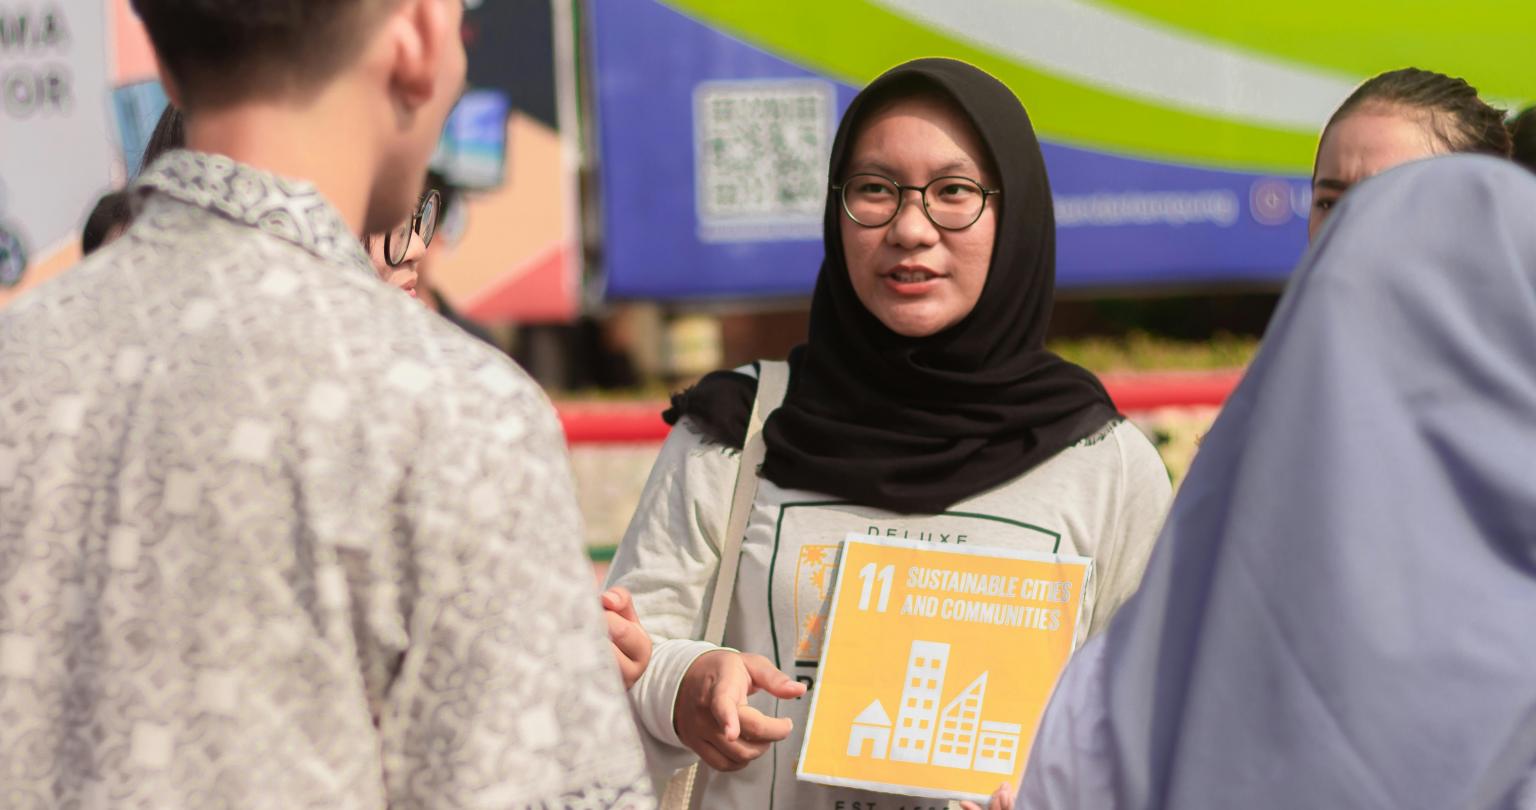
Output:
[591, 0, 1534, 298]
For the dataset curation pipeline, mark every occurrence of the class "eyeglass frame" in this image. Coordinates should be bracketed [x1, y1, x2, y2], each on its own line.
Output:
[384, 189, 442, 268]
[831, 172, 1002, 231]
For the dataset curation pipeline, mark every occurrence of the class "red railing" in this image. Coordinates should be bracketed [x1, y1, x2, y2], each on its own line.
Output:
[557, 370, 1242, 445]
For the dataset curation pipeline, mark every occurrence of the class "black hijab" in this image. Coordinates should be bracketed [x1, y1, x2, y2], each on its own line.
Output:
[666, 58, 1116, 514]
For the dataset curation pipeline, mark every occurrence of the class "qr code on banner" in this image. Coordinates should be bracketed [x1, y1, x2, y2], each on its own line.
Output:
[693, 79, 835, 242]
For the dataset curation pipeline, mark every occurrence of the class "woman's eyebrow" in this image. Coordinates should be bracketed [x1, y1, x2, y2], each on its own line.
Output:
[931, 159, 977, 175]
[847, 158, 980, 177]
[848, 159, 899, 176]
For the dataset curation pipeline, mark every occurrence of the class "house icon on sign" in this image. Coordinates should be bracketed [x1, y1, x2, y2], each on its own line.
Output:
[846, 699, 893, 759]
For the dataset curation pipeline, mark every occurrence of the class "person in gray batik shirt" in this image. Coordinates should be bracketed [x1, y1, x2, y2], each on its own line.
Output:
[0, 1, 652, 808]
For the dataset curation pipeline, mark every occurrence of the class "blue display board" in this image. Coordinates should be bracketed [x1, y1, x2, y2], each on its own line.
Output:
[590, 0, 1314, 299]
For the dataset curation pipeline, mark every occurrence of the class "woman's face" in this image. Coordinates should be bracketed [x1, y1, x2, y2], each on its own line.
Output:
[840, 96, 998, 338]
[1310, 107, 1443, 241]
[367, 227, 427, 300]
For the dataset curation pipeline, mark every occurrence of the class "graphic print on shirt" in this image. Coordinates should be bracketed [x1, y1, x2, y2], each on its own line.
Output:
[794, 544, 839, 660]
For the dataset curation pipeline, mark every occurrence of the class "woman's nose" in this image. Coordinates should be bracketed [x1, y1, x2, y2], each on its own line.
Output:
[887, 189, 939, 247]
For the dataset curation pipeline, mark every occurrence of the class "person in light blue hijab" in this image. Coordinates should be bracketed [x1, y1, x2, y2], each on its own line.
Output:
[1018, 154, 1536, 810]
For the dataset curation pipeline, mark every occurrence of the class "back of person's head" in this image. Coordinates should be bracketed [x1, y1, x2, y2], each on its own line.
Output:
[138, 104, 185, 175]
[81, 191, 133, 255]
[1511, 106, 1536, 173]
[129, 0, 467, 236]
[1327, 67, 1511, 158]
[128, 1, 396, 109]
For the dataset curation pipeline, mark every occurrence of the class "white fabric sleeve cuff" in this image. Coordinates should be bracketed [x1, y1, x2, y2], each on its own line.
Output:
[631, 638, 723, 749]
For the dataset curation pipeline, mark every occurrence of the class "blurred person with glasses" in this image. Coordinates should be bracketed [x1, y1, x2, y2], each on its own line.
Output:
[415, 170, 497, 344]
[366, 188, 440, 299]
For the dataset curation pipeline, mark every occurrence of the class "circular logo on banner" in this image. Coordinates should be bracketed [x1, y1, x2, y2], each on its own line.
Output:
[1290, 184, 1313, 220]
[1249, 178, 1294, 226]
[0, 222, 28, 288]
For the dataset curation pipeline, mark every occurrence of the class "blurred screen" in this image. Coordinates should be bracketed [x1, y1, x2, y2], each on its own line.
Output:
[431, 89, 512, 190]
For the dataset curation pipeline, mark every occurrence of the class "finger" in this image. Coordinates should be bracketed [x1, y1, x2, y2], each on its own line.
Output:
[737, 705, 793, 743]
[994, 783, 1016, 810]
[602, 586, 641, 623]
[708, 663, 749, 742]
[959, 803, 982, 810]
[604, 611, 648, 661]
[710, 731, 772, 765]
[613, 653, 642, 686]
[691, 737, 740, 772]
[707, 736, 759, 771]
[607, 640, 643, 690]
[607, 638, 634, 667]
[741, 654, 807, 700]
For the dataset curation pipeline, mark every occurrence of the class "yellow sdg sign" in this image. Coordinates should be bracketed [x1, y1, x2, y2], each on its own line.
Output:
[797, 534, 1091, 802]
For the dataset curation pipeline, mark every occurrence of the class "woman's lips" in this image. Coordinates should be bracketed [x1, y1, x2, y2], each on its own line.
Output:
[882, 265, 943, 296]
[389, 271, 419, 298]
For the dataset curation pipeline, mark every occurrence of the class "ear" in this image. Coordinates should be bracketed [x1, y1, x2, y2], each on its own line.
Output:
[388, 0, 457, 110]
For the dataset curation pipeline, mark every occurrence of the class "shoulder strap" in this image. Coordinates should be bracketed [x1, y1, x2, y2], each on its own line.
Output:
[669, 361, 790, 810]
[702, 360, 789, 646]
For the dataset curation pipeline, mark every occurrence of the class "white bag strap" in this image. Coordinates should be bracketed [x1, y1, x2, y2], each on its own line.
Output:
[702, 359, 788, 646]
[666, 360, 790, 810]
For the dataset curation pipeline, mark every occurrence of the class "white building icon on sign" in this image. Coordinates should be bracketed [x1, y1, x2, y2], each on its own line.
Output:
[846, 700, 892, 759]
[847, 640, 1025, 776]
[890, 641, 949, 764]
[933, 672, 988, 770]
[975, 720, 1024, 775]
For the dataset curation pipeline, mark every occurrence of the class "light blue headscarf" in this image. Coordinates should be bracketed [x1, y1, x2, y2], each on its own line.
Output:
[1072, 155, 1536, 810]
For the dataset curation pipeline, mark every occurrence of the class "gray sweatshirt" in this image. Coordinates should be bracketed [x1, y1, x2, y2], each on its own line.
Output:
[607, 407, 1171, 810]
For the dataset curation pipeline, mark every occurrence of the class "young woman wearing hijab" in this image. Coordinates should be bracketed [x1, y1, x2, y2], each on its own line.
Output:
[604, 58, 1172, 810]
[1018, 155, 1536, 810]
[1308, 67, 1510, 241]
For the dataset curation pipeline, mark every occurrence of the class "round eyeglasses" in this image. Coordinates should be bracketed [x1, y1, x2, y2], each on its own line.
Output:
[832, 173, 1001, 230]
[384, 189, 441, 267]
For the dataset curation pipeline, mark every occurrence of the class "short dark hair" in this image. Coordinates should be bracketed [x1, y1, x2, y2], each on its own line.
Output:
[1511, 106, 1536, 173]
[1327, 67, 1511, 159]
[128, 0, 393, 108]
[138, 104, 185, 175]
[82, 191, 133, 255]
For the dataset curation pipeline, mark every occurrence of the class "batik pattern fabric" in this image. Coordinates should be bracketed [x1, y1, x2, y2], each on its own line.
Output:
[0, 150, 652, 810]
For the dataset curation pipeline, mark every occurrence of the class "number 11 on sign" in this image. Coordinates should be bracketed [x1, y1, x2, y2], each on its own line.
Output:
[857, 563, 894, 612]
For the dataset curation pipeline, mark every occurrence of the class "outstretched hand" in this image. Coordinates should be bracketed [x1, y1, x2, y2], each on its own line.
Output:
[674, 650, 807, 771]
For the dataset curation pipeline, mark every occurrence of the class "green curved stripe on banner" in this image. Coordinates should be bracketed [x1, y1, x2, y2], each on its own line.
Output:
[662, 0, 1321, 173]
[1092, 1, 1536, 104]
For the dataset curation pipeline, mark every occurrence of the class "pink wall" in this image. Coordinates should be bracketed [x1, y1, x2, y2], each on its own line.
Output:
[110, 0, 158, 84]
